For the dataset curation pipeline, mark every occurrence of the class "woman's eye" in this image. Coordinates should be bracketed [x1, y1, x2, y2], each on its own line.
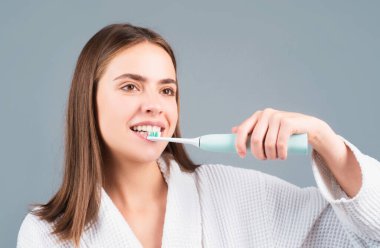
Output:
[122, 84, 138, 91]
[162, 88, 176, 96]
[121, 84, 175, 96]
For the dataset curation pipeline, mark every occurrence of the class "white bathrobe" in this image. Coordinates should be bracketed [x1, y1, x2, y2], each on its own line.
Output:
[17, 136, 380, 247]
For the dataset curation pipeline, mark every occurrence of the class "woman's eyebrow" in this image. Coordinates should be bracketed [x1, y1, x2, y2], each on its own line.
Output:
[113, 73, 177, 85]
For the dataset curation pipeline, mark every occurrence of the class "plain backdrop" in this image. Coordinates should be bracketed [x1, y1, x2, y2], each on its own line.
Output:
[1, 1, 379, 246]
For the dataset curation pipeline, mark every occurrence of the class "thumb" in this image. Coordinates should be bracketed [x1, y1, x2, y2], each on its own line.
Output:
[231, 126, 237, 133]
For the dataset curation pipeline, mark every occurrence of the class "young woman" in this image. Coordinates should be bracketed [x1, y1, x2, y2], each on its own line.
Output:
[17, 23, 380, 247]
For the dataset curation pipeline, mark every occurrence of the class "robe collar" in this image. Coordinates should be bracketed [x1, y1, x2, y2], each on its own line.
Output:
[83, 156, 202, 247]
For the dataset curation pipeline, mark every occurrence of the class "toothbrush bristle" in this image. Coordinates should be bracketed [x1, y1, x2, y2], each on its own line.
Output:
[148, 131, 159, 137]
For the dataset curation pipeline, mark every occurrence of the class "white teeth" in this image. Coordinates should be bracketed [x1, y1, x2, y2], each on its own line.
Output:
[153, 126, 160, 132]
[131, 125, 163, 132]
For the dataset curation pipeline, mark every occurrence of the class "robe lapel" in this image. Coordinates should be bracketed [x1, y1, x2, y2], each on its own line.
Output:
[83, 156, 202, 248]
[82, 188, 143, 247]
[157, 156, 202, 248]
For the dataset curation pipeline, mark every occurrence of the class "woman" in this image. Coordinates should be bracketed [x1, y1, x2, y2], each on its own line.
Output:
[17, 23, 380, 247]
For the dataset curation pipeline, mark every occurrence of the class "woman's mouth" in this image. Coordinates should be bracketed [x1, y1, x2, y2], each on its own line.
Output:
[130, 126, 163, 142]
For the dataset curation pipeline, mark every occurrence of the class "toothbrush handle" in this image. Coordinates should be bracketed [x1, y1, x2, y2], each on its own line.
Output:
[199, 133, 308, 155]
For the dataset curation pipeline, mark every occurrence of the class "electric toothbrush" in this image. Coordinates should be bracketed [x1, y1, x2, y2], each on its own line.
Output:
[147, 132, 308, 155]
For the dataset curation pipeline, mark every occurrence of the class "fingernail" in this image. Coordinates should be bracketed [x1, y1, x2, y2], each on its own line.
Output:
[239, 151, 246, 158]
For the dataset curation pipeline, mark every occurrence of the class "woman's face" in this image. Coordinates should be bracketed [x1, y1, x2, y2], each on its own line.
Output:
[96, 42, 178, 165]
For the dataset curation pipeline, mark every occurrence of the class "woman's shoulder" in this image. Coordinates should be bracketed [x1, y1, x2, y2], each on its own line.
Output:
[191, 163, 272, 211]
[195, 163, 264, 180]
[194, 163, 267, 190]
[17, 210, 62, 247]
[19, 211, 51, 234]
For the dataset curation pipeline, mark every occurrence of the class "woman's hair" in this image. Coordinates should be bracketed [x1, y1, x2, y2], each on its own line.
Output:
[33, 23, 199, 246]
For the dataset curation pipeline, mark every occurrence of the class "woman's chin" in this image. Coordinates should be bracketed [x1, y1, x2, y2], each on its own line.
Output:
[128, 147, 164, 161]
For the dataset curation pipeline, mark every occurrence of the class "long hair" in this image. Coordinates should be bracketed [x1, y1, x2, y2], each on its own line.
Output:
[33, 23, 199, 246]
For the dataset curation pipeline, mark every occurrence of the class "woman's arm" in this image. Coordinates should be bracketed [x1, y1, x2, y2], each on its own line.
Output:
[305, 121, 361, 198]
[232, 108, 380, 241]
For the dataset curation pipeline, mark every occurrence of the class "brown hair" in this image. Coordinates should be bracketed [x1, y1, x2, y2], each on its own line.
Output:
[33, 23, 199, 246]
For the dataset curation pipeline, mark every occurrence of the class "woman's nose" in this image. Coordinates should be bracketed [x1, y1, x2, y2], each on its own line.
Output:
[141, 93, 163, 115]
[142, 104, 163, 115]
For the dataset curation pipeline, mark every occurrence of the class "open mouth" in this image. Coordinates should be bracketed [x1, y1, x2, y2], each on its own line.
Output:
[129, 126, 164, 139]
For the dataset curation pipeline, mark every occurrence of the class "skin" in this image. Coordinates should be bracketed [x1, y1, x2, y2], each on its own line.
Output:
[96, 41, 178, 248]
[232, 109, 362, 198]
[96, 42, 362, 246]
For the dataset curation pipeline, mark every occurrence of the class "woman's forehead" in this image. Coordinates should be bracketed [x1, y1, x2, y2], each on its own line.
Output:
[104, 42, 176, 81]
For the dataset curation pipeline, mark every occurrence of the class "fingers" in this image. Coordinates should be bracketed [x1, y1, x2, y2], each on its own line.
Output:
[277, 117, 303, 160]
[231, 126, 238, 133]
[234, 111, 261, 157]
[277, 119, 291, 160]
[250, 110, 271, 160]
[234, 108, 294, 160]
[264, 113, 282, 160]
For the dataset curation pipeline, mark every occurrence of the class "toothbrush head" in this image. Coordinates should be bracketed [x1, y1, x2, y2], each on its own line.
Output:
[147, 131, 161, 140]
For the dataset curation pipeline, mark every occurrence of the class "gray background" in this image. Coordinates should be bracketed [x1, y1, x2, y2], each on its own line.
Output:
[1, 0, 379, 246]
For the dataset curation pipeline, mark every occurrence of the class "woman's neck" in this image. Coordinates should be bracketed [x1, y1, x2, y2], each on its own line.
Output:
[103, 156, 168, 210]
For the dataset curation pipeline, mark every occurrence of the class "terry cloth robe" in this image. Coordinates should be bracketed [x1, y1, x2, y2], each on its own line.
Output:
[17, 135, 380, 247]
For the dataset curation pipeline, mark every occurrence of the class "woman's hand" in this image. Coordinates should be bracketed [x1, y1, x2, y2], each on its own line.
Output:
[232, 108, 332, 160]
[232, 108, 362, 197]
